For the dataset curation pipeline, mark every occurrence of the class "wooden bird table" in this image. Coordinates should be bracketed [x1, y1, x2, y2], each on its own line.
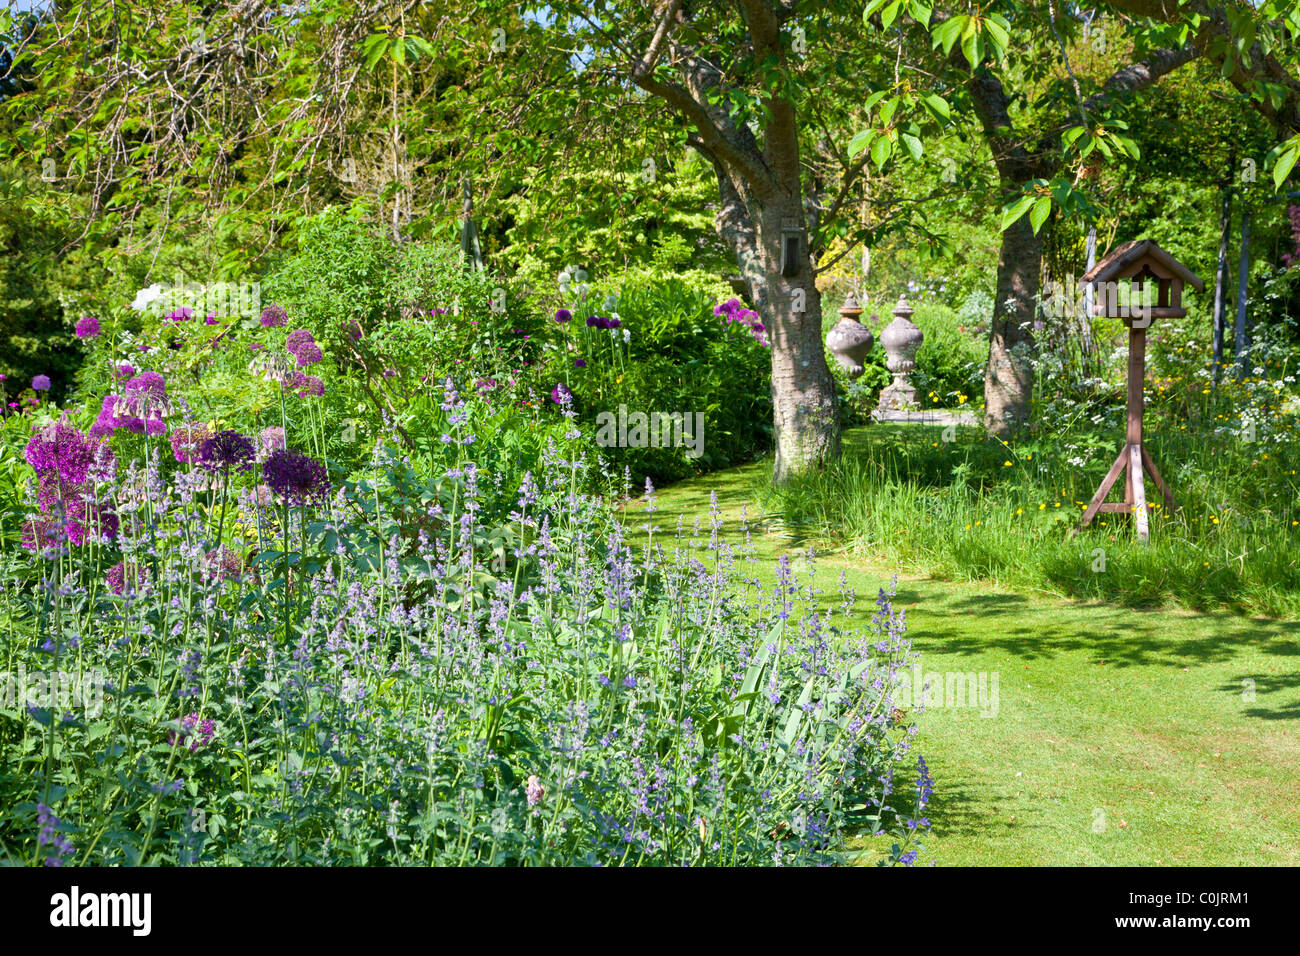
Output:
[1074, 240, 1204, 542]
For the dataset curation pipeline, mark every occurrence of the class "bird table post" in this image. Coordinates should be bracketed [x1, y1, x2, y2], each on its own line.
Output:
[1076, 240, 1204, 542]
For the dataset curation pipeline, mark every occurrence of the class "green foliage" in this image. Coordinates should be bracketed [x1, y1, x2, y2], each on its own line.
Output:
[553, 267, 773, 485]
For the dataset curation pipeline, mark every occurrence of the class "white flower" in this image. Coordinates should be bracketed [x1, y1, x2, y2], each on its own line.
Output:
[623, 329, 631, 343]
[130, 283, 165, 311]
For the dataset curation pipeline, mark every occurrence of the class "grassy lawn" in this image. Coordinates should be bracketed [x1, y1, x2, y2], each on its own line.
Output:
[623, 450, 1300, 866]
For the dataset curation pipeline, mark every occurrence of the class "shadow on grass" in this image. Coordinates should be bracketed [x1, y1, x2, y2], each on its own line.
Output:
[894, 585, 1300, 670]
[1222, 671, 1300, 721]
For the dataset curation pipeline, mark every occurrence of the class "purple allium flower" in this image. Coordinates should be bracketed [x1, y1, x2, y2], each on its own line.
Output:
[344, 321, 363, 341]
[32, 375, 51, 391]
[260, 303, 288, 328]
[204, 546, 243, 582]
[124, 371, 167, 409]
[285, 329, 317, 354]
[169, 712, 216, 751]
[554, 308, 572, 323]
[205, 314, 220, 325]
[106, 560, 145, 595]
[75, 316, 101, 339]
[25, 420, 101, 485]
[115, 364, 134, 379]
[196, 429, 255, 473]
[169, 423, 212, 464]
[248, 342, 264, 352]
[550, 383, 572, 405]
[263, 448, 329, 505]
[294, 343, 323, 367]
[574, 358, 587, 368]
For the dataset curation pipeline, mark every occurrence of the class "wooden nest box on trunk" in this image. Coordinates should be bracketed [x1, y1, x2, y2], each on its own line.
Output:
[1074, 239, 1205, 542]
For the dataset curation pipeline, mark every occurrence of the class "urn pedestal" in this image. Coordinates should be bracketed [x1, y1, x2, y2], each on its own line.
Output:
[825, 294, 874, 379]
[877, 295, 923, 411]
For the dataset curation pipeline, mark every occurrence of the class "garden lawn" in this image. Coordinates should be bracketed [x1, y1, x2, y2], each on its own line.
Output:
[623, 458, 1300, 866]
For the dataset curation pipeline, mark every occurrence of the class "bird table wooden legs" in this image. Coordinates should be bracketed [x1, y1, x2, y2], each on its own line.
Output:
[1076, 441, 1177, 542]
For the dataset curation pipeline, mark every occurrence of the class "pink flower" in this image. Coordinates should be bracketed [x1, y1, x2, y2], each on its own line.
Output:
[170, 423, 213, 464]
[259, 426, 286, 459]
[525, 775, 545, 807]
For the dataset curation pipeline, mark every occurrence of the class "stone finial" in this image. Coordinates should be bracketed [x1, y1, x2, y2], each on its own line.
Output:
[876, 294, 924, 411]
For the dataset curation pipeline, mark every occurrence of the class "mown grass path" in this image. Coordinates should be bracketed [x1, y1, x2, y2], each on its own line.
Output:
[621, 458, 1300, 866]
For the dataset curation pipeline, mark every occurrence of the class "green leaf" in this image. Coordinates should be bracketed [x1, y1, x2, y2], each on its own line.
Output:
[983, 14, 1011, 57]
[847, 128, 875, 158]
[870, 133, 893, 169]
[900, 132, 923, 161]
[881, 0, 904, 29]
[909, 0, 934, 27]
[1273, 139, 1300, 189]
[961, 31, 984, 69]
[1029, 195, 1052, 234]
[864, 0, 892, 25]
[362, 34, 390, 71]
[1000, 194, 1035, 230]
[921, 93, 951, 122]
[931, 15, 965, 55]
[780, 677, 816, 748]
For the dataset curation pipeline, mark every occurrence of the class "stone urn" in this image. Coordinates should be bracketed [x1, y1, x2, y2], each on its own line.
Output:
[877, 295, 924, 410]
[825, 294, 875, 379]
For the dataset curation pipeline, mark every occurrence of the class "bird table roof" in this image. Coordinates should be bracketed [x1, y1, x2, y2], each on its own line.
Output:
[1077, 239, 1205, 292]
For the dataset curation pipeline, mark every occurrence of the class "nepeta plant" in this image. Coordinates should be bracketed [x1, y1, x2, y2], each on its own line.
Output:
[0, 389, 929, 866]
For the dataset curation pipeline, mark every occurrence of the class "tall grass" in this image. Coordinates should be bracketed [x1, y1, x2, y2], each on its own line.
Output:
[756, 421, 1300, 617]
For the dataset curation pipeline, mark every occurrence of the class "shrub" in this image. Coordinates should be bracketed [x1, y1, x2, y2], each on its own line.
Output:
[544, 267, 773, 486]
[0, 380, 929, 866]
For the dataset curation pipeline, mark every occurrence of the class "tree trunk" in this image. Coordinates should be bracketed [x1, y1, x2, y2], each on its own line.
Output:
[757, 202, 839, 483]
[706, 156, 839, 482]
[984, 215, 1042, 436]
